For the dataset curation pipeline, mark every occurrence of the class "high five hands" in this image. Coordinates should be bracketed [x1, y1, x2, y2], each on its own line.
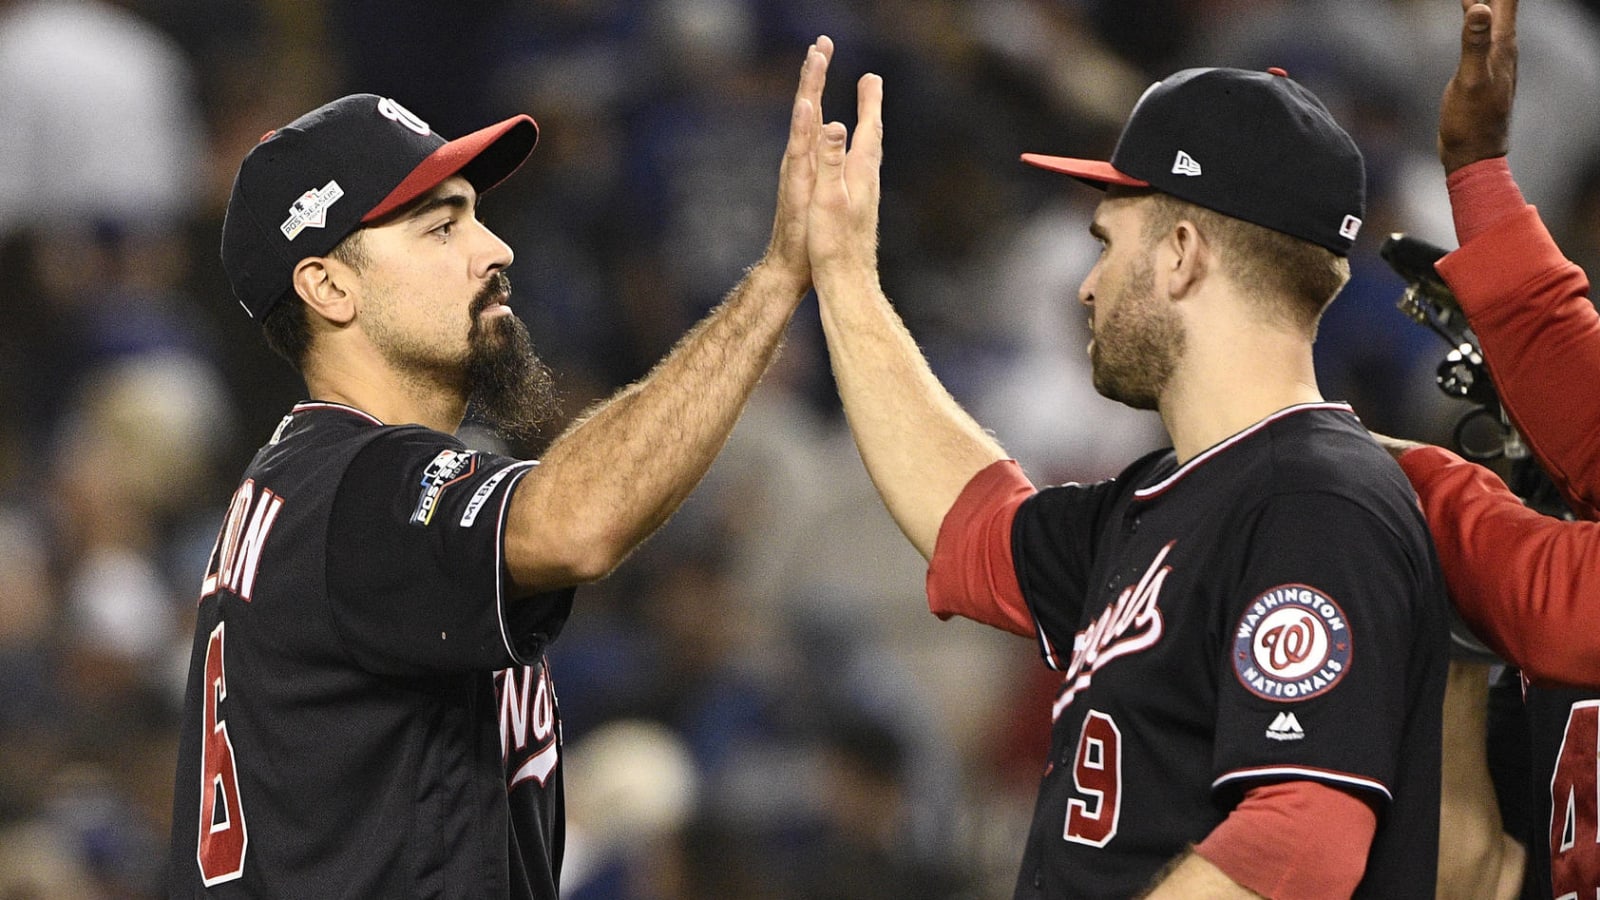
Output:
[1439, 0, 1518, 174]
[765, 36, 887, 296]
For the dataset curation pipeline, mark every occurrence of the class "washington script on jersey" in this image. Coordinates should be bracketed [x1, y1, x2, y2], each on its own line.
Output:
[1232, 585, 1352, 701]
[499, 663, 559, 790]
[1048, 541, 1173, 718]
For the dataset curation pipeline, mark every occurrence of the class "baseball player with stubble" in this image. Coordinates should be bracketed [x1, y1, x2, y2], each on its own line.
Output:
[168, 38, 839, 898]
[802, 53, 1450, 898]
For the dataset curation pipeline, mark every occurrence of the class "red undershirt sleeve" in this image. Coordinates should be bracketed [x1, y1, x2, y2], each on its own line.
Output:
[1437, 158, 1600, 520]
[1446, 156, 1526, 246]
[1399, 444, 1600, 685]
[925, 459, 1037, 638]
[1193, 780, 1378, 900]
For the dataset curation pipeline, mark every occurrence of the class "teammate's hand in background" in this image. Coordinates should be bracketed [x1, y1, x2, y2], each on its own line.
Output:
[759, 36, 832, 297]
[1439, 0, 1517, 175]
[807, 71, 885, 291]
[1370, 431, 1428, 460]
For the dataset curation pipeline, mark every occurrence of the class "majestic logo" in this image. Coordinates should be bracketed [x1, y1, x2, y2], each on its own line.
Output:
[497, 663, 559, 790]
[279, 180, 345, 241]
[1266, 711, 1305, 741]
[1171, 151, 1203, 177]
[410, 450, 478, 526]
[1338, 214, 1363, 241]
[1233, 584, 1352, 702]
[1050, 542, 1173, 720]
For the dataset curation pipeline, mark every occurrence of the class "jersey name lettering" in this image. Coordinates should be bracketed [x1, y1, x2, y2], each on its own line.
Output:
[498, 664, 558, 789]
[201, 479, 285, 603]
[1053, 542, 1173, 719]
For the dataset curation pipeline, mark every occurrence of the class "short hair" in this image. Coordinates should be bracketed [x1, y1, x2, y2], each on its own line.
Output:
[1141, 193, 1351, 333]
[260, 229, 369, 371]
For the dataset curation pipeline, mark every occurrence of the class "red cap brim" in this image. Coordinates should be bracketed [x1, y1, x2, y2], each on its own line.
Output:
[1020, 153, 1149, 189]
[364, 114, 539, 222]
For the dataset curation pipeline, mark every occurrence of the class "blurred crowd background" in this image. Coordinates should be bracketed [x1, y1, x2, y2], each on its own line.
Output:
[4, 0, 1600, 896]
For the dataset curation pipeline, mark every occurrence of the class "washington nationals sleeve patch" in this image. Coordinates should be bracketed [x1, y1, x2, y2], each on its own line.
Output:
[1232, 584, 1352, 702]
[410, 449, 478, 526]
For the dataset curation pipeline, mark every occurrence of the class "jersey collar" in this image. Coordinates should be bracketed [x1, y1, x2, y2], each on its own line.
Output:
[290, 400, 386, 426]
[1133, 401, 1354, 501]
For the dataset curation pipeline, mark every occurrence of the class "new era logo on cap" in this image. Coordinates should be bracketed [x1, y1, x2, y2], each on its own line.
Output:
[1171, 151, 1202, 177]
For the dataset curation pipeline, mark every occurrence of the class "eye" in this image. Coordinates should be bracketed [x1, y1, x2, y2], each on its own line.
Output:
[430, 219, 455, 239]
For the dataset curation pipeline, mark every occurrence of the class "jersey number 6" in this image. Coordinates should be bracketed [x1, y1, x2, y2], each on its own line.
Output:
[1064, 709, 1123, 847]
[197, 622, 249, 884]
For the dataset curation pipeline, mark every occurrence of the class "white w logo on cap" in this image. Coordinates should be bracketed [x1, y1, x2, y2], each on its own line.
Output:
[1171, 151, 1203, 177]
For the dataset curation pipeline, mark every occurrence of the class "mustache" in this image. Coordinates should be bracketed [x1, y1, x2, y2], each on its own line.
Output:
[470, 272, 513, 316]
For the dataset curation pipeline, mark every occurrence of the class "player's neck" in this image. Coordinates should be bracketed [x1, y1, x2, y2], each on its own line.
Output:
[1159, 329, 1322, 464]
[302, 346, 468, 434]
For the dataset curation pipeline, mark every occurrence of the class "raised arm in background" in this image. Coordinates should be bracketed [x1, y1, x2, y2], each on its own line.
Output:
[804, 72, 1009, 559]
[1378, 0, 1600, 684]
[504, 38, 836, 591]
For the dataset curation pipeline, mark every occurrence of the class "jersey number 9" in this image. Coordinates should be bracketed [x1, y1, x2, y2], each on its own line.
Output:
[1064, 709, 1124, 847]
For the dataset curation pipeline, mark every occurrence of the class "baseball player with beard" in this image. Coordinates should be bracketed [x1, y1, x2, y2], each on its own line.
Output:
[169, 38, 837, 898]
[1378, 1, 1600, 896]
[803, 53, 1449, 898]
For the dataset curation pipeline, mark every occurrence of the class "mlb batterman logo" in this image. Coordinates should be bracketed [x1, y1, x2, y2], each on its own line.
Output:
[1232, 584, 1352, 702]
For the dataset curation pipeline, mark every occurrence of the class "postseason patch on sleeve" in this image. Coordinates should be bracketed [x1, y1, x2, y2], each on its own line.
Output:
[1232, 584, 1352, 702]
[410, 449, 478, 526]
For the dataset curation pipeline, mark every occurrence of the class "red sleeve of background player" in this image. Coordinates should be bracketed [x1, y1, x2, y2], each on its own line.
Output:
[1438, 158, 1600, 518]
[925, 459, 1038, 638]
[1400, 445, 1600, 686]
[1194, 780, 1376, 899]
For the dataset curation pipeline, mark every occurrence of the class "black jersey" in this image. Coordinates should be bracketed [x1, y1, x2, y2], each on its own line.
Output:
[1508, 682, 1600, 900]
[1008, 403, 1448, 899]
[169, 401, 574, 898]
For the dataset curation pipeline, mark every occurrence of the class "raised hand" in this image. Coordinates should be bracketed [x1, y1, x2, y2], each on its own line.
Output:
[807, 72, 885, 290]
[1439, 0, 1518, 174]
[763, 36, 834, 295]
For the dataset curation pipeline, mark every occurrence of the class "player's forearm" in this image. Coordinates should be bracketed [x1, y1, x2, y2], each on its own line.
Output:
[1139, 852, 1264, 899]
[815, 267, 1007, 558]
[1436, 660, 1522, 899]
[506, 261, 804, 587]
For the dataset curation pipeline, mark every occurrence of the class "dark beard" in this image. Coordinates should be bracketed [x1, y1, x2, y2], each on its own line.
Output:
[1089, 257, 1180, 412]
[463, 274, 558, 446]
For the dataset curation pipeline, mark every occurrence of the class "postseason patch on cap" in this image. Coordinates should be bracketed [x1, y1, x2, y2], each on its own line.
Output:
[280, 180, 346, 241]
[1232, 584, 1352, 702]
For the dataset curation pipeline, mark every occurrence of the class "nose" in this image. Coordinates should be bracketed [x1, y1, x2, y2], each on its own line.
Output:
[472, 219, 515, 278]
[1078, 261, 1099, 308]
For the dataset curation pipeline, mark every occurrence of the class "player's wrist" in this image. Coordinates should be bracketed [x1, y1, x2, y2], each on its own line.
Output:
[747, 255, 811, 300]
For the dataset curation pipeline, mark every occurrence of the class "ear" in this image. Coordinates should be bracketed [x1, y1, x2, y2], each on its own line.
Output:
[291, 256, 357, 326]
[1163, 219, 1209, 300]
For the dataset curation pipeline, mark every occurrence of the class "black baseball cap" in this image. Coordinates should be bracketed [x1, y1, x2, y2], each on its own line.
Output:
[1022, 67, 1366, 256]
[221, 94, 539, 320]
